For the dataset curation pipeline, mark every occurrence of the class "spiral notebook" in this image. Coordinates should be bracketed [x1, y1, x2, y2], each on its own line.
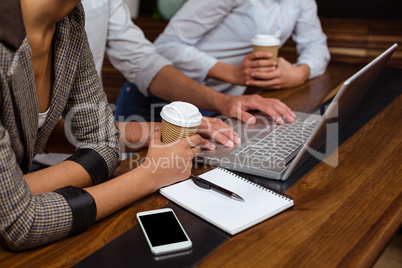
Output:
[160, 167, 294, 235]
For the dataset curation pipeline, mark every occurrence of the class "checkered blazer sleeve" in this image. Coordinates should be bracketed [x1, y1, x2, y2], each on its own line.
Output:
[0, 123, 74, 251]
[62, 7, 120, 180]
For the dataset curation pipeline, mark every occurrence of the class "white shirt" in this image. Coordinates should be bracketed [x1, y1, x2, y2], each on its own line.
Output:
[154, 0, 330, 96]
[38, 109, 49, 128]
[82, 0, 171, 96]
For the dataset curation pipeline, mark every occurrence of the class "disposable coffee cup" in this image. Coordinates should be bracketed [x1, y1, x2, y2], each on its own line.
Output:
[251, 34, 280, 61]
[160, 101, 202, 144]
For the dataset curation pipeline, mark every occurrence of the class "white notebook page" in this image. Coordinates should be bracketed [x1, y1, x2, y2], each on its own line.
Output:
[160, 168, 294, 235]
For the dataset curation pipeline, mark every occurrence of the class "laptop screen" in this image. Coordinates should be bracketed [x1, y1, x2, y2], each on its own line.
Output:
[281, 43, 398, 181]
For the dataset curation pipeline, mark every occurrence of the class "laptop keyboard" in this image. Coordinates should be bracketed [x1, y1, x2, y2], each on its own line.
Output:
[231, 118, 319, 164]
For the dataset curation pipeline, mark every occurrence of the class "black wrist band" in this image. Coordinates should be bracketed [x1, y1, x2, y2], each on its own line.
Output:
[65, 148, 109, 185]
[55, 186, 97, 236]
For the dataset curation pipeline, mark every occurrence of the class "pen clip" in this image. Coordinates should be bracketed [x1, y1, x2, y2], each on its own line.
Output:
[191, 175, 245, 202]
[191, 175, 211, 189]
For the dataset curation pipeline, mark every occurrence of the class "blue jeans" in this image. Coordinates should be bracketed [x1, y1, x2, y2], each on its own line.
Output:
[114, 81, 216, 122]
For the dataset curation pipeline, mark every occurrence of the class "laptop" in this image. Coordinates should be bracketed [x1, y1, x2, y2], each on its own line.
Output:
[196, 43, 398, 180]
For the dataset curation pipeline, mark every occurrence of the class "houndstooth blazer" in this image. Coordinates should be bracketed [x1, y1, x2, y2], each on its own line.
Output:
[0, 1, 120, 251]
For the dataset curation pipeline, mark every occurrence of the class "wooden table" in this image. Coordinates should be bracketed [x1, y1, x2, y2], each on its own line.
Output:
[0, 62, 400, 267]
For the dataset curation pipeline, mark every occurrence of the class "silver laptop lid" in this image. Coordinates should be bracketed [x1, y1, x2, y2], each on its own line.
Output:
[281, 43, 398, 180]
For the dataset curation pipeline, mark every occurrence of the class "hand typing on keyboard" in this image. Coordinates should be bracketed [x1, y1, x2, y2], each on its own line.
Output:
[217, 94, 297, 126]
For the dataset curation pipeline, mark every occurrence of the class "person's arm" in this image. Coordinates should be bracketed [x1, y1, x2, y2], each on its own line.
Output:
[154, 0, 234, 84]
[28, 128, 205, 222]
[207, 61, 246, 86]
[86, 128, 203, 220]
[149, 65, 296, 125]
[148, 65, 223, 112]
[117, 117, 236, 151]
[292, 0, 330, 79]
[98, 0, 171, 96]
[0, 121, 76, 251]
[46, 115, 237, 156]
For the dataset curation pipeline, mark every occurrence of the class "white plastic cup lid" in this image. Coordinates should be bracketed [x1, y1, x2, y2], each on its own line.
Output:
[160, 101, 202, 127]
[251, 34, 280, 46]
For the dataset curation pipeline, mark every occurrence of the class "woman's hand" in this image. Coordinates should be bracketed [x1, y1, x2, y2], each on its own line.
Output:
[139, 127, 205, 190]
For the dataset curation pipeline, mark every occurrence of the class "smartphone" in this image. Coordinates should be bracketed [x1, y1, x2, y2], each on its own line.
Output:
[136, 208, 192, 256]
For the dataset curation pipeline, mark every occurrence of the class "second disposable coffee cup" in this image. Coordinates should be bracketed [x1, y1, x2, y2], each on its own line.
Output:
[160, 101, 202, 144]
[252, 34, 280, 61]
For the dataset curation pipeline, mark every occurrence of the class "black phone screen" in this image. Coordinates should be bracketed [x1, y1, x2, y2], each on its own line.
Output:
[139, 211, 188, 247]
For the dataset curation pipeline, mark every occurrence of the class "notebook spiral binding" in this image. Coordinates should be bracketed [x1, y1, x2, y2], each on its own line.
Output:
[217, 167, 293, 201]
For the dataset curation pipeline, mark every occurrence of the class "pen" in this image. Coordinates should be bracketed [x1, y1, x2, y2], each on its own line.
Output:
[190, 175, 245, 202]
